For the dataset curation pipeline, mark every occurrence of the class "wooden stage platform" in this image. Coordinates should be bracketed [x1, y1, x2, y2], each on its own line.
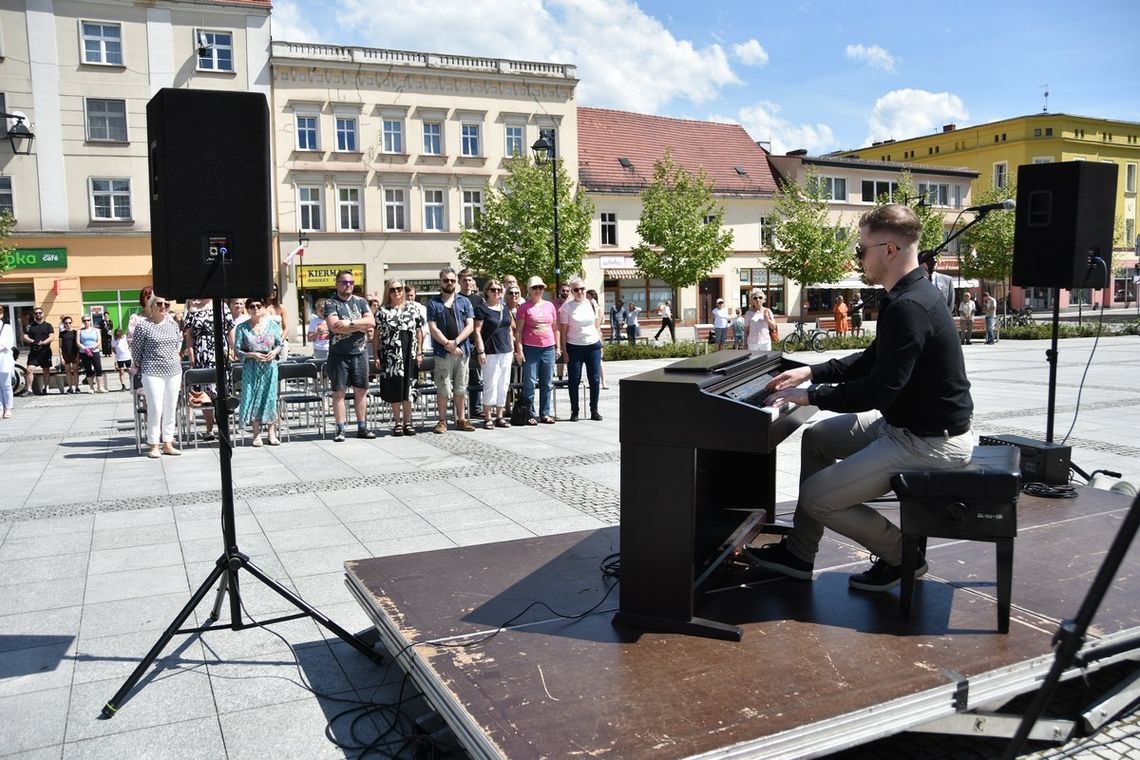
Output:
[345, 488, 1140, 759]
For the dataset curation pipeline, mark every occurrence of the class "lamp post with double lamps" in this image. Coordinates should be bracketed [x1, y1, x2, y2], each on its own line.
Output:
[532, 129, 560, 294]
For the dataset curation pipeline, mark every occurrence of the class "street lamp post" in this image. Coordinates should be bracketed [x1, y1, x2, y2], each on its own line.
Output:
[532, 130, 560, 294]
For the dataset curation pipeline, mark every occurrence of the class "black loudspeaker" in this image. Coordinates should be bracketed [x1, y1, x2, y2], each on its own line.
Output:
[147, 88, 272, 299]
[1012, 161, 1117, 289]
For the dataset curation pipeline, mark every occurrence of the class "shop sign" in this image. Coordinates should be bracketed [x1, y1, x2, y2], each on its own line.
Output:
[1, 247, 68, 270]
[297, 264, 365, 290]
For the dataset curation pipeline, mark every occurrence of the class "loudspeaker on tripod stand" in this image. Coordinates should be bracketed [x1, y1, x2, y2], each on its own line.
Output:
[1012, 161, 1117, 290]
[147, 88, 272, 300]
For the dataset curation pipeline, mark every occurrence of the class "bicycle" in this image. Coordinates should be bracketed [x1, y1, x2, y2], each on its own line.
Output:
[781, 320, 831, 353]
[998, 308, 1033, 329]
[10, 362, 28, 397]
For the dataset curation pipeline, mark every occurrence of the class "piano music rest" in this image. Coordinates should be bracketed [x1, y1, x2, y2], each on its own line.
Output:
[614, 350, 816, 640]
[893, 445, 1021, 633]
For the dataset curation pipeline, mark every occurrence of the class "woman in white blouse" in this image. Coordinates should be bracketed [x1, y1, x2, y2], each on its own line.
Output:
[743, 289, 777, 352]
[558, 276, 604, 422]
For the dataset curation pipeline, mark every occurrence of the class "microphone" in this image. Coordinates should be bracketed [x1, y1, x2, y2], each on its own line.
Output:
[966, 199, 1016, 214]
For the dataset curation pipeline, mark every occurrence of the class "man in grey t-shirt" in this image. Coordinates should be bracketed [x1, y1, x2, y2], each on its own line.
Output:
[324, 270, 376, 441]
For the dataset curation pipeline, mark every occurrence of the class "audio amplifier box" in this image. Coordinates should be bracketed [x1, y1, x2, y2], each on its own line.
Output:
[978, 434, 1071, 485]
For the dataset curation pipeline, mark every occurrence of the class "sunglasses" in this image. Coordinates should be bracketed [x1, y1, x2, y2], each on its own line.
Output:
[750, 296, 763, 300]
[81, 318, 91, 322]
[248, 302, 263, 309]
[571, 287, 585, 293]
[530, 285, 545, 290]
[387, 287, 402, 293]
[854, 241, 890, 260]
[338, 279, 354, 285]
[153, 301, 170, 309]
[487, 287, 503, 292]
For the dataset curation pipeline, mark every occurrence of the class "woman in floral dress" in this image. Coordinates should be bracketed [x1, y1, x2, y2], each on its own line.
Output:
[183, 299, 233, 440]
[374, 278, 424, 436]
[233, 297, 283, 447]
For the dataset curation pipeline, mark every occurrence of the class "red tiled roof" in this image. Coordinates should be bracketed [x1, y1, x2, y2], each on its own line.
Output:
[578, 107, 777, 197]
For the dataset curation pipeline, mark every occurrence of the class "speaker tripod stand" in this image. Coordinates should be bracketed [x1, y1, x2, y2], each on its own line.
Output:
[100, 298, 381, 719]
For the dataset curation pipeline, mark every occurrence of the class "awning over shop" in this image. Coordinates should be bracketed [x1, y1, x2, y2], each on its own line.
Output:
[604, 268, 644, 280]
[808, 277, 882, 290]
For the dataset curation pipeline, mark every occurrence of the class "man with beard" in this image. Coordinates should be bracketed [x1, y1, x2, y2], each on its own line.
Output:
[23, 307, 55, 395]
[750, 204, 974, 593]
[426, 267, 476, 433]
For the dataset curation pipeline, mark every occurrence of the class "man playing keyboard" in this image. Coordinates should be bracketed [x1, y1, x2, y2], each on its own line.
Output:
[750, 204, 974, 592]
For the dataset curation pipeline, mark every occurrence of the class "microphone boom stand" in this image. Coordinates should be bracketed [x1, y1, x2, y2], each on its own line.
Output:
[100, 297, 381, 719]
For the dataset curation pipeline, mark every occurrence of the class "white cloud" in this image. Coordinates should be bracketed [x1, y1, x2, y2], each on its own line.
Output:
[845, 43, 897, 72]
[865, 88, 968, 144]
[269, 1, 320, 44]
[732, 39, 769, 67]
[717, 100, 837, 156]
[331, 0, 740, 112]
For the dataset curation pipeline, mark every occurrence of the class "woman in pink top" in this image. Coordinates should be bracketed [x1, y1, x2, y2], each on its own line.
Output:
[514, 275, 560, 424]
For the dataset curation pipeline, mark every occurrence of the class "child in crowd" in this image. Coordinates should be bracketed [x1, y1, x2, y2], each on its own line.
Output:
[112, 329, 132, 391]
[732, 309, 745, 349]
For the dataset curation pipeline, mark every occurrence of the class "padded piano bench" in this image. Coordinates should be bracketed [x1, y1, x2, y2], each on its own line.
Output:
[891, 445, 1021, 633]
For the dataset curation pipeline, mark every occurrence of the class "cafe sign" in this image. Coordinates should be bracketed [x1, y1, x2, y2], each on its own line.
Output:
[297, 264, 365, 290]
[1, 247, 68, 270]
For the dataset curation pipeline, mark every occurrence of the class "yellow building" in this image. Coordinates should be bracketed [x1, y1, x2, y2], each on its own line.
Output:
[836, 113, 1140, 309]
[0, 0, 270, 337]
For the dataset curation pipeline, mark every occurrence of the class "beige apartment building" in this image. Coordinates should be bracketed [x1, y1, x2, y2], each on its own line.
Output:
[268, 41, 579, 339]
[0, 0, 271, 336]
[768, 153, 979, 318]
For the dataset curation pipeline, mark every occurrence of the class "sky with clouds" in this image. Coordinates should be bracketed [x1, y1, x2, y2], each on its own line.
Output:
[269, 0, 1140, 156]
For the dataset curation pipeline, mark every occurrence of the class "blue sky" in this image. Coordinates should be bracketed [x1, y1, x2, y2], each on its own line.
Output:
[271, 0, 1140, 155]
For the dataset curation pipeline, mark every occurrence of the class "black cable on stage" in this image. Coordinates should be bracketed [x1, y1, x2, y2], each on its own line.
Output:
[1022, 481, 1079, 499]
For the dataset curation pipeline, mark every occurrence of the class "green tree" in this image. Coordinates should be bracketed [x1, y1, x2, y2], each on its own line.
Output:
[765, 168, 854, 320]
[457, 154, 593, 284]
[0, 211, 15, 278]
[630, 149, 734, 289]
[959, 181, 1017, 284]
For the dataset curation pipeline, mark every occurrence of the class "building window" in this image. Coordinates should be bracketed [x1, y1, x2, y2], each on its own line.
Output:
[0, 176, 13, 217]
[196, 30, 233, 72]
[951, 184, 964, 208]
[760, 216, 775, 248]
[860, 180, 897, 203]
[462, 189, 482, 228]
[335, 118, 357, 152]
[424, 189, 445, 231]
[337, 187, 361, 231]
[384, 188, 406, 231]
[383, 119, 403, 153]
[86, 98, 127, 142]
[461, 124, 480, 157]
[298, 186, 322, 231]
[505, 124, 524, 157]
[993, 162, 1009, 189]
[81, 21, 122, 65]
[918, 183, 950, 206]
[1045, 128, 1053, 136]
[296, 114, 318, 151]
[820, 176, 847, 201]
[423, 122, 441, 155]
[600, 212, 617, 246]
[738, 268, 786, 315]
[1127, 163, 1137, 193]
[90, 178, 131, 221]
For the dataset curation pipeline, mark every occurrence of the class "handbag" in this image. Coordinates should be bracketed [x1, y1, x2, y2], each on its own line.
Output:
[510, 395, 531, 426]
[187, 389, 211, 407]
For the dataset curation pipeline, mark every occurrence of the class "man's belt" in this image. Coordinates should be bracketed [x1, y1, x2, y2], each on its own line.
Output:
[910, 423, 971, 438]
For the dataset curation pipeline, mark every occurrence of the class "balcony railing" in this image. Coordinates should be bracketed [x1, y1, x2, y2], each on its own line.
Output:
[271, 41, 576, 79]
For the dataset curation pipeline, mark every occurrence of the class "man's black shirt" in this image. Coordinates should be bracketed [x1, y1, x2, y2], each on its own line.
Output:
[810, 267, 972, 434]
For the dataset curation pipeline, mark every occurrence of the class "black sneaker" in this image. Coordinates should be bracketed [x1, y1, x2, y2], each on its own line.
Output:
[569, 411, 579, 422]
[357, 428, 377, 439]
[742, 540, 814, 581]
[848, 554, 928, 593]
[333, 430, 346, 443]
[590, 410, 603, 421]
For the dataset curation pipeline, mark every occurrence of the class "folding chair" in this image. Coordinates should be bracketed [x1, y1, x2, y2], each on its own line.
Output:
[277, 361, 326, 441]
[411, 355, 438, 426]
